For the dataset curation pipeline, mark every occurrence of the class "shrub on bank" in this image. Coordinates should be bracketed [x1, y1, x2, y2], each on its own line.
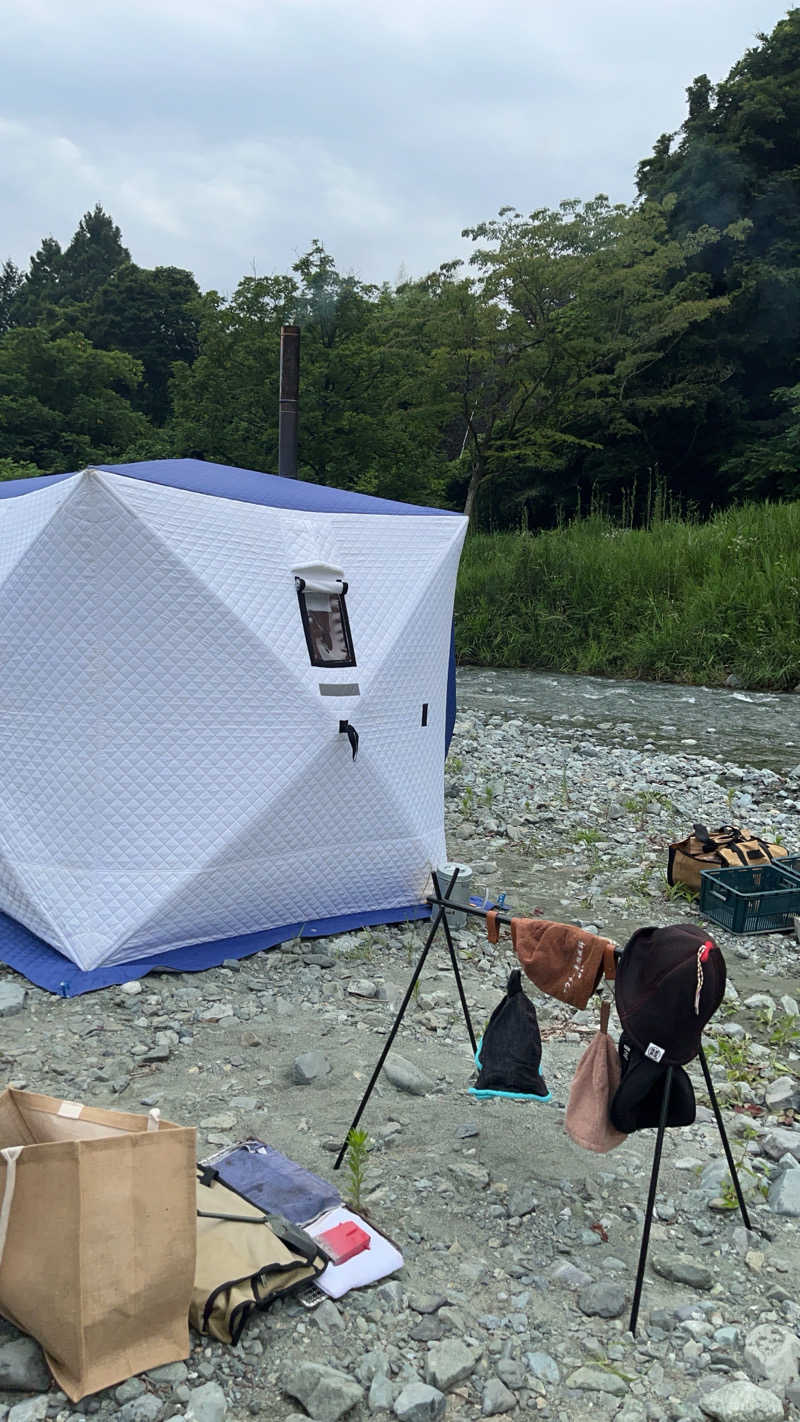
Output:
[455, 501, 800, 689]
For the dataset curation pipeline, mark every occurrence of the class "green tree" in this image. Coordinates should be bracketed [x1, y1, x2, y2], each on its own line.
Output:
[0, 327, 154, 472]
[85, 264, 200, 423]
[636, 11, 800, 498]
[458, 198, 730, 523]
[0, 261, 23, 335]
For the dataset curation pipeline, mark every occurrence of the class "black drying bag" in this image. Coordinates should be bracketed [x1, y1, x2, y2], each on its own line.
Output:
[470, 969, 550, 1100]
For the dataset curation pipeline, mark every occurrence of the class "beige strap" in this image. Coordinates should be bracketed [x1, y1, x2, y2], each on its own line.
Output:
[0, 1147, 22, 1269]
[486, 910, 500, 944]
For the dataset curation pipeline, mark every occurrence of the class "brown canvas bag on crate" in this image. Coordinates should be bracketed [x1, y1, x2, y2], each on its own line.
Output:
[667, 823, 787, 893]
[0, 1088, 196, 1401]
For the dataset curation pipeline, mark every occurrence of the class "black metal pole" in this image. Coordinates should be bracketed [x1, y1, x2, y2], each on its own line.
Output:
[278, 325, 300, 479]
[431, 872, 477, 1053]
[333, 869, 462, 1169]
[629, 1065, 673, 1337]
[697, 1046, 752, 1230]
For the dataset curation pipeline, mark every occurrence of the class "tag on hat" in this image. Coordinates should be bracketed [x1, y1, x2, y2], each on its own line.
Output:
[645, 1042, 665, 1063]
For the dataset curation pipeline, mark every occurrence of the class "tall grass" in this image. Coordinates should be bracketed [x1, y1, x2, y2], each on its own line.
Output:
[456, 502, 800, 689]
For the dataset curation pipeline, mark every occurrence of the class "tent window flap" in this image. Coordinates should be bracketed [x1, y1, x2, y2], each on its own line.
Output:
[294, 565, 356, 669]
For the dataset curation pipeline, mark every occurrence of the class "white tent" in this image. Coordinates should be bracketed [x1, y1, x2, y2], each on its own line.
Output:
[0, 460, 467, 975]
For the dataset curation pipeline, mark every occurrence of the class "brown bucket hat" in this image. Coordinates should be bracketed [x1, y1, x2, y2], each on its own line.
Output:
[511, 918, 616, 1010]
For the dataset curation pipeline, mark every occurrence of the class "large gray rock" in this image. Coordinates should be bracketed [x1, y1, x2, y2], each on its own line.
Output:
[768, 1168, 800, 1216]
[481, 1376, 517, 1415]
[764, 1076, 797, 1109]
[652, 1255, 713, 1290]
[577, 1280, 627, 1318]
[551, 1261, 592, 1289]
[525, 1352, 560, 1384]
[185, 1382, 227, 1422]
[0, 1338, 50, 1393]
[292, 1051, 332, 1084]
[760, 1128, 800, 1162]
[118, 1397, 164, 1422]
[744, 1323, 800, 1391]
[425, 1339, 481, 1391]
[699, 1378, 783, 1421]
[393, 1382, 446, 1422]
[564, 1365, 627, 1397]
[382, 1055, 433, 1096]
[0, 985, 26, 1018]
[7, 1399, 48, 1422]
[116, 1379, 148, 1403]
[507, 1187, 537, 1218]
[148, 1361, 189, 1385]
[283, 1361, 363, 1421]
[368, 1374, 396, 1412]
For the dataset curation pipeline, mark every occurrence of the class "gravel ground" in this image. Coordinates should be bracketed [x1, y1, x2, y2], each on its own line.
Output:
[0, 702, 798, 1422]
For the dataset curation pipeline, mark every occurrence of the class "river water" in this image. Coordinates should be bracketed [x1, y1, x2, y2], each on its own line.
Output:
[456, 666, 799, 774]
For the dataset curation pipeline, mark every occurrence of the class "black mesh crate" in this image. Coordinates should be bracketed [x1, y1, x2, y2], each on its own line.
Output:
[700, 856, 800, 934]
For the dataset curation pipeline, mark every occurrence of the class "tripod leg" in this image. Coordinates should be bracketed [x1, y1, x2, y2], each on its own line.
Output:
[697, 1045, 751, 1231]
[629, 1066, 673, 1337]
[332, 873, 459, 1170]
[432, 872, 477, 1054]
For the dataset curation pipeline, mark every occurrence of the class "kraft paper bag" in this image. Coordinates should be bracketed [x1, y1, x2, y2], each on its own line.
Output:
[0, 1088, 196, 1401]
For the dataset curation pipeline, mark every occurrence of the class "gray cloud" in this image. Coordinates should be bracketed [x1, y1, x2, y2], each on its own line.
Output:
[1, 0, 789, 292]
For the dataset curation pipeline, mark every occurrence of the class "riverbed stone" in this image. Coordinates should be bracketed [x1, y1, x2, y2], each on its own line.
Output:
[767, 1168, 800, 1215]
[0, 985, 25, 1018]
[565, 1365, 628, 1397]
[577, 1280, 627, 1318]
[761, 1127, 800, 1161]
[481, 1376, 517, 1415]
[382, 1055, 432, 1095]
[282, 1361, 363, 1421]
[699, 1378, 783, 1421]
[185, 1382, 227, 1422]
[7, 1399, 48, 1422]
[0, 1338, 50, 1393]
[292, 1050, 331, 1084]
[652, 1255, 713, 1290]
[743, 1322, 800, 1390]
[425, 1339, 481, 1391]
[393, 1382, 446, 1421]
[117, 1397, 163, 1422]
[764, 1076, 797, 1109]
[526, 1351, 560, 1384]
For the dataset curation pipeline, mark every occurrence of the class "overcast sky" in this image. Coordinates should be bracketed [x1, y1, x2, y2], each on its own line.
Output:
[1, 0, 791, 295]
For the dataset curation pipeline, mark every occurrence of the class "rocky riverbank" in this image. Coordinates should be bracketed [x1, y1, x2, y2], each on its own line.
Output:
[0, 704, 798, 1422]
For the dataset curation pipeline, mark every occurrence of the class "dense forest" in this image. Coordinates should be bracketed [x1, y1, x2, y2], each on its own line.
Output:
[2, 11, 800, 529]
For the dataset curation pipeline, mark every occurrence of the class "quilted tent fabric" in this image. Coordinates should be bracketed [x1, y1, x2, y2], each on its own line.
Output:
[0, 462, 467, 980]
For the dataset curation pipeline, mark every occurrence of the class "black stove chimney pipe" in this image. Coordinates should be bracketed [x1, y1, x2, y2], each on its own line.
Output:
[278, 324, 300, 479]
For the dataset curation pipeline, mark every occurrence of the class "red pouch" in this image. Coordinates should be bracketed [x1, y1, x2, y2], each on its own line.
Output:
[318, 1221, 371, 1265]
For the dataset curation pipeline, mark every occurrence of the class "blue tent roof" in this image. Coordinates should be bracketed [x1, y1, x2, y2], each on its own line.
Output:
[0, 457, 454, 516]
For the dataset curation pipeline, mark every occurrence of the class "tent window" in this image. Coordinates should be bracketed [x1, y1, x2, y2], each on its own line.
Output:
[295, 570, 356, 669]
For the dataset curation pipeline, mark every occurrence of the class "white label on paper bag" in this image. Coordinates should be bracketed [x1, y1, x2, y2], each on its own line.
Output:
[57, 1101, 84, 1118]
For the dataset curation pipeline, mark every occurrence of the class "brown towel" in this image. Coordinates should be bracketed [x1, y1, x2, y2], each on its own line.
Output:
[565, 999, 627, 1153]
[510, 918, 616, 1010]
